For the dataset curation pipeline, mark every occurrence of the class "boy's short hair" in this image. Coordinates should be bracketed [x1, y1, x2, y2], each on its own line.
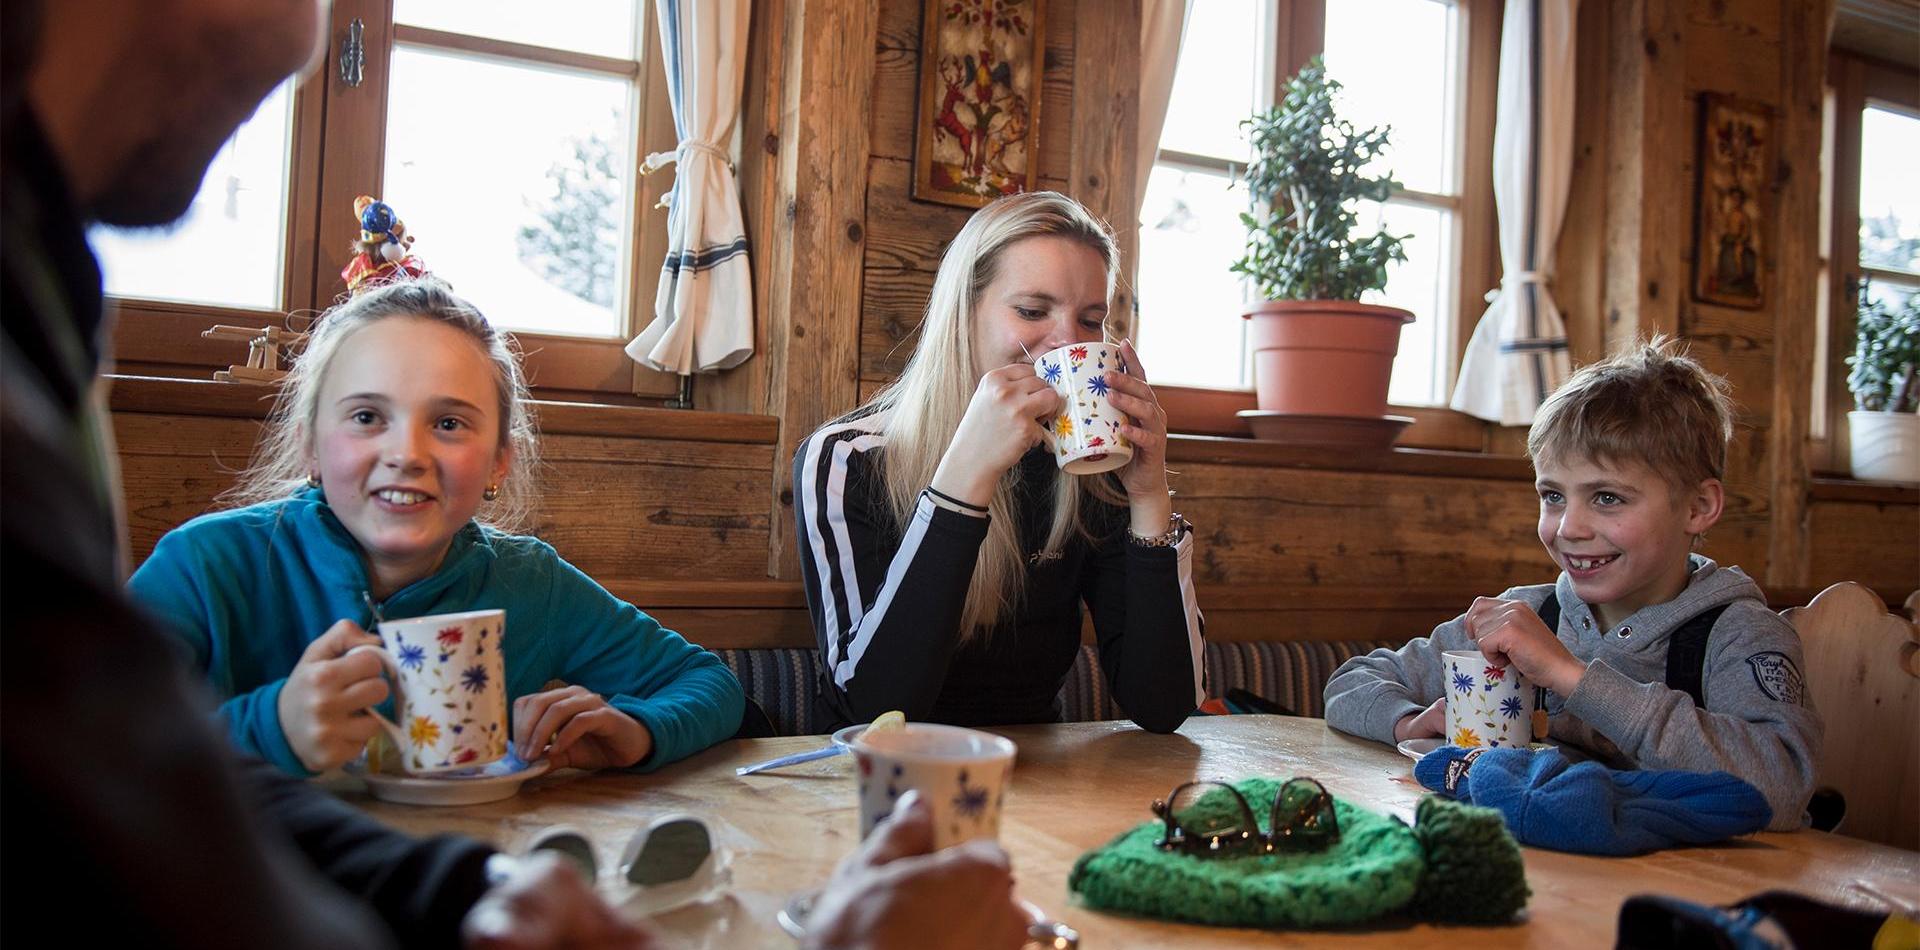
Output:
[1527, 336, 1734, 493]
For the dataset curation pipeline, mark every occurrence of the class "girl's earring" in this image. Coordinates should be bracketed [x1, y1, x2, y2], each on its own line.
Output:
[307, 473, 322, 488]
[483, 483, 500, 502]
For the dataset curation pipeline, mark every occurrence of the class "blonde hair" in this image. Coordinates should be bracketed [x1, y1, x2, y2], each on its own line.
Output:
[1527, 335, 1734, 495]
[852, 191, 1127, 639]
[223, 277, 539, 530]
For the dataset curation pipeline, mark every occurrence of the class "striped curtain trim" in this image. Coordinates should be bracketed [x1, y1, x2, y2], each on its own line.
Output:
[662, 235, 750, 277]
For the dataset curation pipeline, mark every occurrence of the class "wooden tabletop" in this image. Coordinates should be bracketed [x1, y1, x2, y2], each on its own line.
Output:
[348, 716, 1920, 948]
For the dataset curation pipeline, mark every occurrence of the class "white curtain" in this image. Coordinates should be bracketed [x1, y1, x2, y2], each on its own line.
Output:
[1136, 0, 1193, 209]
[1449, 0, 1577, 426]
[626, 0, 754, 374]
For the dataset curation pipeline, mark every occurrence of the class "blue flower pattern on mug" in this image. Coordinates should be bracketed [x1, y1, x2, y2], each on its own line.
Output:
[1500, 696, 1524, 719]
[1087, 375, 1110, 397]
[1041, 360, 1062, 384]
[952, 768, 990, 818]
[461, 664, 490, 693]
[1452, 671, 1475, 695]
[397, 641, 426, 671]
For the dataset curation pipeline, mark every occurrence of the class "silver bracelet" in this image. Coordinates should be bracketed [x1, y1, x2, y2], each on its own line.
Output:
[1127, 512, 1190, 548]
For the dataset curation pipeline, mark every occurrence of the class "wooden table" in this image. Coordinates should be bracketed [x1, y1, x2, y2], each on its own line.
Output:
[350, 716, 1920, 948]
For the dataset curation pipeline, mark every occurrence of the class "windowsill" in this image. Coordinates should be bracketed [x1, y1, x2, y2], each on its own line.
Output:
[1157, 384, 1504, 453]
[1165, 433, 1532, 480]
[104, 375, 780, 445]
[1808, 476, 1920, 504]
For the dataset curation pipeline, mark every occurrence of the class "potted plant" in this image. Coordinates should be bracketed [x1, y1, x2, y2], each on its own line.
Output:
[1845, 290, 1920, 483]
[1233, 56, 1411, 427]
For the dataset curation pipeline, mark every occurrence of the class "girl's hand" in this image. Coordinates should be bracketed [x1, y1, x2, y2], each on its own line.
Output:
[1466, 597, 1586, 695]
[513, 684, 654, 770]
[277, 619, 390, 772]
[1104, 341, 1174, 534]
[930, 363, 1062, 507]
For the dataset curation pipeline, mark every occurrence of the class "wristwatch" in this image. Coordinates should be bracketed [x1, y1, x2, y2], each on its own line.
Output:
[1127, 512, 1192, 548]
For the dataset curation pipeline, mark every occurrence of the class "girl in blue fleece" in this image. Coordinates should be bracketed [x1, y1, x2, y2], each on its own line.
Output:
[130, 278, 743, 777]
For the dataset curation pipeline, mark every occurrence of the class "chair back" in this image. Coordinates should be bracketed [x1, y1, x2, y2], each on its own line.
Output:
[1782, 582, 1920, 850]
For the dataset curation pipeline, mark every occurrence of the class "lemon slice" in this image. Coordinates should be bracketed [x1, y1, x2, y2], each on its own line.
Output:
[866, 709, 906, 738]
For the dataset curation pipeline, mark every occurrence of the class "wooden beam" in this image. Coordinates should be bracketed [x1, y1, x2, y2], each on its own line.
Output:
[1601, 0, 1687, 350]
[758, 0, 880, 579]
[1069, 0, 1141, 335]
[1766, 0, 1837, 589]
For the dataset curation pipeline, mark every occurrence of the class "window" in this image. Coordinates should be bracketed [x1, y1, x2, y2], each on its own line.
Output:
[1815, 53, 1920, 469]
[1138, 0, 1494, 420]
[97, 0, 680, 399]
[1857, 104, 1920, 308]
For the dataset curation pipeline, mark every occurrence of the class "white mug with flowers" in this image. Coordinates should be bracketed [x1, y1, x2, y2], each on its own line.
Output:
[353, 608, 509, 774]
[1443, 650, 1548, 749]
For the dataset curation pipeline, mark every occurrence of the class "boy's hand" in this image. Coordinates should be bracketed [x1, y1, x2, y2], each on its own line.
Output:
[1466, 597, 1586, 694]
[1393, 697, 1447, 743]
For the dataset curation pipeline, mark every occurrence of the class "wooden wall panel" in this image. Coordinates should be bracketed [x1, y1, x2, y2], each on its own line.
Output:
[113, 411, 778, 584]
[1170, 463, 1546, 590]
[1807, 500, 1920, 600]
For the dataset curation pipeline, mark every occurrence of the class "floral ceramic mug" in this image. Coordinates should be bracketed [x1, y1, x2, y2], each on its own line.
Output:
[1443, 650, 1549, 749]
[852, 723, 1017, 851]
[352, 608, 509, 775]
[1032, 342, 1134, 475]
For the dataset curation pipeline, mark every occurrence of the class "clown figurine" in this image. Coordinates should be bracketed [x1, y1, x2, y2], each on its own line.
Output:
[340, 194, 428, 295]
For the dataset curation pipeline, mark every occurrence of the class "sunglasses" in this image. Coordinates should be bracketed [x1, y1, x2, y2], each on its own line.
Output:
[515, 814, 718, 890]
[1150, 777, 1341, 856]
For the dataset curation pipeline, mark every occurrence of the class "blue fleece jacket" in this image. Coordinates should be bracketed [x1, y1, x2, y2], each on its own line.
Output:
[128, 490, 744, 776]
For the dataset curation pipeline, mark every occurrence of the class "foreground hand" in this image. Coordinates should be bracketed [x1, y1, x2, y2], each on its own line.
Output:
[513, 685, 653, 770]
[806, 790, 1029, 950]
[931, 363, 1062, 507]
[278, 619, 389, 772]
[1465, 597, 1585, 694]
[1103, 340, 1171, 501]
[1393, 696, 1447, 743]
[463, 852, 657, 949]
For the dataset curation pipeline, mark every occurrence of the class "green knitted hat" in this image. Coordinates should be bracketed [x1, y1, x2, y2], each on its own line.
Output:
[1067, 778, 1529, 929]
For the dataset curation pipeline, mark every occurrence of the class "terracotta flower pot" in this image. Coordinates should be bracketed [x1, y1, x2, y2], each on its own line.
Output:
[1242, 300, 1415, 418]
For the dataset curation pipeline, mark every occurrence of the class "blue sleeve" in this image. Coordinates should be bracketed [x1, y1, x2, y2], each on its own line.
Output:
[128, 527, 312, 777]
[539, 555, 744, 771]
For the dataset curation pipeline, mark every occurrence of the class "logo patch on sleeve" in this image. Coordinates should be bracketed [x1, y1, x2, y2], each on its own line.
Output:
[1745, 652, 1805, 704]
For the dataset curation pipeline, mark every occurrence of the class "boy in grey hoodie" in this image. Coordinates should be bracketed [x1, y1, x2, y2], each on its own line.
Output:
[1325, 340, 1821, 831]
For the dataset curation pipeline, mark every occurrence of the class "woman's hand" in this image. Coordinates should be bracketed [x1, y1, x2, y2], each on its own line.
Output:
[513, 684, 654, 770]
[1104, 340, 1174, 531]
[930, 363, 1062, 508]
[277, 619, 390, 772]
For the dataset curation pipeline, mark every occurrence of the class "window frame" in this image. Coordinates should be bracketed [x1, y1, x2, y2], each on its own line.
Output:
[1815, 51, 1920, 475]
[107, 0, 684, 402]
[1151, 0, 1501, 452]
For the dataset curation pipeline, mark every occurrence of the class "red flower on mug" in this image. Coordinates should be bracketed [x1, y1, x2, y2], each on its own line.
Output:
[437, 627, 464, 648]
[1485, 665, 1506, 681]
[1088, 436, 1105, 447]
[1068, 345, 1089, 362]
[453, 747, 479, 764]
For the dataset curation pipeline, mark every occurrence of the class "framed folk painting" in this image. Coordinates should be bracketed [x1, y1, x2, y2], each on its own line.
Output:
[1692, 93, 1775, 309]
[913, 0, 1045, 208]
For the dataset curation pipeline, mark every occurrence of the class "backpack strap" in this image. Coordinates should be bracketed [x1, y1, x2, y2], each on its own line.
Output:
[1534, 593, 1561, 632]
[1663, 604, 1732, 708]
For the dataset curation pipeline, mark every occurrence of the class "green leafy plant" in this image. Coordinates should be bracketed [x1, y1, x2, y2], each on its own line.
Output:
[1847, 289, 1920, 412]
[1231, 56, 1409, 301]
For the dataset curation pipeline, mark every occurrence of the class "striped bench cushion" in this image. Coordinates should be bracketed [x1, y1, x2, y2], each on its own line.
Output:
[1056, 639, 1396, 723]
[715, 648, 831, 737]
[719, 639, 1398, 735]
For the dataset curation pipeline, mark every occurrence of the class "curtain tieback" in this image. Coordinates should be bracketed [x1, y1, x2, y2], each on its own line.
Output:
[640, 140, 735, 209]
[1485, 270, 1549, 302]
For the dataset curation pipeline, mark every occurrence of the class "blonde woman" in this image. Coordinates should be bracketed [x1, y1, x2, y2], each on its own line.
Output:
[794, 192, 1204, 733]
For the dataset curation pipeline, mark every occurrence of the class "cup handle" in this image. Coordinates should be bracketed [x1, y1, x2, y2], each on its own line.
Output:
[345, 643, 407, 747]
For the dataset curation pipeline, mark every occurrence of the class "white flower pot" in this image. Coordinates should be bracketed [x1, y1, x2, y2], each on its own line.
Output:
[1848, 411, 1920, 484]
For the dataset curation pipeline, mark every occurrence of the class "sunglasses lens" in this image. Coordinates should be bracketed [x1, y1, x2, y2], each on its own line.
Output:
[526, 827, 598, 884]
[1166, 782, 1255, 843]
[624, 817, 713, 886]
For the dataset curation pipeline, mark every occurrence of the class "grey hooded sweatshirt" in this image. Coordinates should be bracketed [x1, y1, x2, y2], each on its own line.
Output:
[1324, 556, 1822, 831]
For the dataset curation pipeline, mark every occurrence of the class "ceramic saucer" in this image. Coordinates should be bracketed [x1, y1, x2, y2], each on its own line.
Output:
[349, 756, 552, 806]
[1397, 738, 1555, 762]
